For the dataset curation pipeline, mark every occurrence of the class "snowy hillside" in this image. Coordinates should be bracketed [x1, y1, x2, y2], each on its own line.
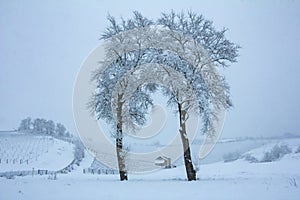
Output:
[0, 136, 299, 199]
[0, 131, 74, 173]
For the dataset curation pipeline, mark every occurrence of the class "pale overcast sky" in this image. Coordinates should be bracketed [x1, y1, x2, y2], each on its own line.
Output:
[0, 0, 299, 138]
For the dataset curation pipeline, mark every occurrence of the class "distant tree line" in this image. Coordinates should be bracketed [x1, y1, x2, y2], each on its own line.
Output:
[18, 117, 71, 138]
[18, 117, 85, 168]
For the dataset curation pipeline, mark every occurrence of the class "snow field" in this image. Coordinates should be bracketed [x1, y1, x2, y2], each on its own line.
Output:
[0, 136, 299, 200]
[0, 132, 74, 172]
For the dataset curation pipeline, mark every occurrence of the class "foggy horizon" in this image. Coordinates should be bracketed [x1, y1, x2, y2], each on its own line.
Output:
[1, 0, 300, 138]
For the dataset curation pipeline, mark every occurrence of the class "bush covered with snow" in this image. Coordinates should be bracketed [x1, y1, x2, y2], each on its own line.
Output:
[261, 144, 292, 162]
[242, 143, 294, 163]
[243, 154, 259, 163]
[295, 146, 300, 154]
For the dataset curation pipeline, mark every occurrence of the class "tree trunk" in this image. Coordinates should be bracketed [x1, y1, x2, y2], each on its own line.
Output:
[116, 93, 128, 181]
[178, 103, 196, 181]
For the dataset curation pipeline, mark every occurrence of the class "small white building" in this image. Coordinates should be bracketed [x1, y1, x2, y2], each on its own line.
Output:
[154, 156, 171, 168]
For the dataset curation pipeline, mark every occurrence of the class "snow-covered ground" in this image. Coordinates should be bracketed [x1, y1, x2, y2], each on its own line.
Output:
[0, 135, 299, 200]
[0, 132, 74, 172]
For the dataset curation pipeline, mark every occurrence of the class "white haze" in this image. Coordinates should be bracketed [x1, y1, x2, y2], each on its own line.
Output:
[0, 0, 300, 138]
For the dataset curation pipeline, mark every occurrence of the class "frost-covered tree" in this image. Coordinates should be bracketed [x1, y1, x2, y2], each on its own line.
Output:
[91, 11, 154, 181]
[55, 123, 66, 137]
[158, 11, 239, 68]
[19, 117, 72, 139]
[39, 119, 48, 134]
[92, 11, 239, 181]
[156, 11, 239, 180]
[18, 117, 32, 131]
[45, 120, 55, 135]
[65, 131, 71, 138]
[74, 140, 85, 161]
[32, 118, 44, 133]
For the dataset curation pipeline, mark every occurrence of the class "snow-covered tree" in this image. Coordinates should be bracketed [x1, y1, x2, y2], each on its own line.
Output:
[92, 11, 239, 181]
[91, 12, 155, 181]
[154, 11, 239, 180]
[158, 11, 239, 68]
[18, 117, 72, 140]
[45, 120, 55, 135]
[32, 118, 44, 133]
[74, 140, 85, 161]
[18, 117, 32, 131]
[39, 119, 48, 134]
[55, 123, 66, 137]
[65, 131, 71, 138]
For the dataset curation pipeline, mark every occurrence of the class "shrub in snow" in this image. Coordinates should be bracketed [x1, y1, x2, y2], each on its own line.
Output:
[296, 146, 300, 153]
[223, 152, 241, 162]
[243, 154, 259, 163]
[74, 140, 85, 162]
[289, 177, 298, 188]
[261, 144, 291, 162]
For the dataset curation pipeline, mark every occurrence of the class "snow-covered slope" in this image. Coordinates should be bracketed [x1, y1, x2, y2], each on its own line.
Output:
[0, 131, 74, 172]
[0, 136, 299, 200]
